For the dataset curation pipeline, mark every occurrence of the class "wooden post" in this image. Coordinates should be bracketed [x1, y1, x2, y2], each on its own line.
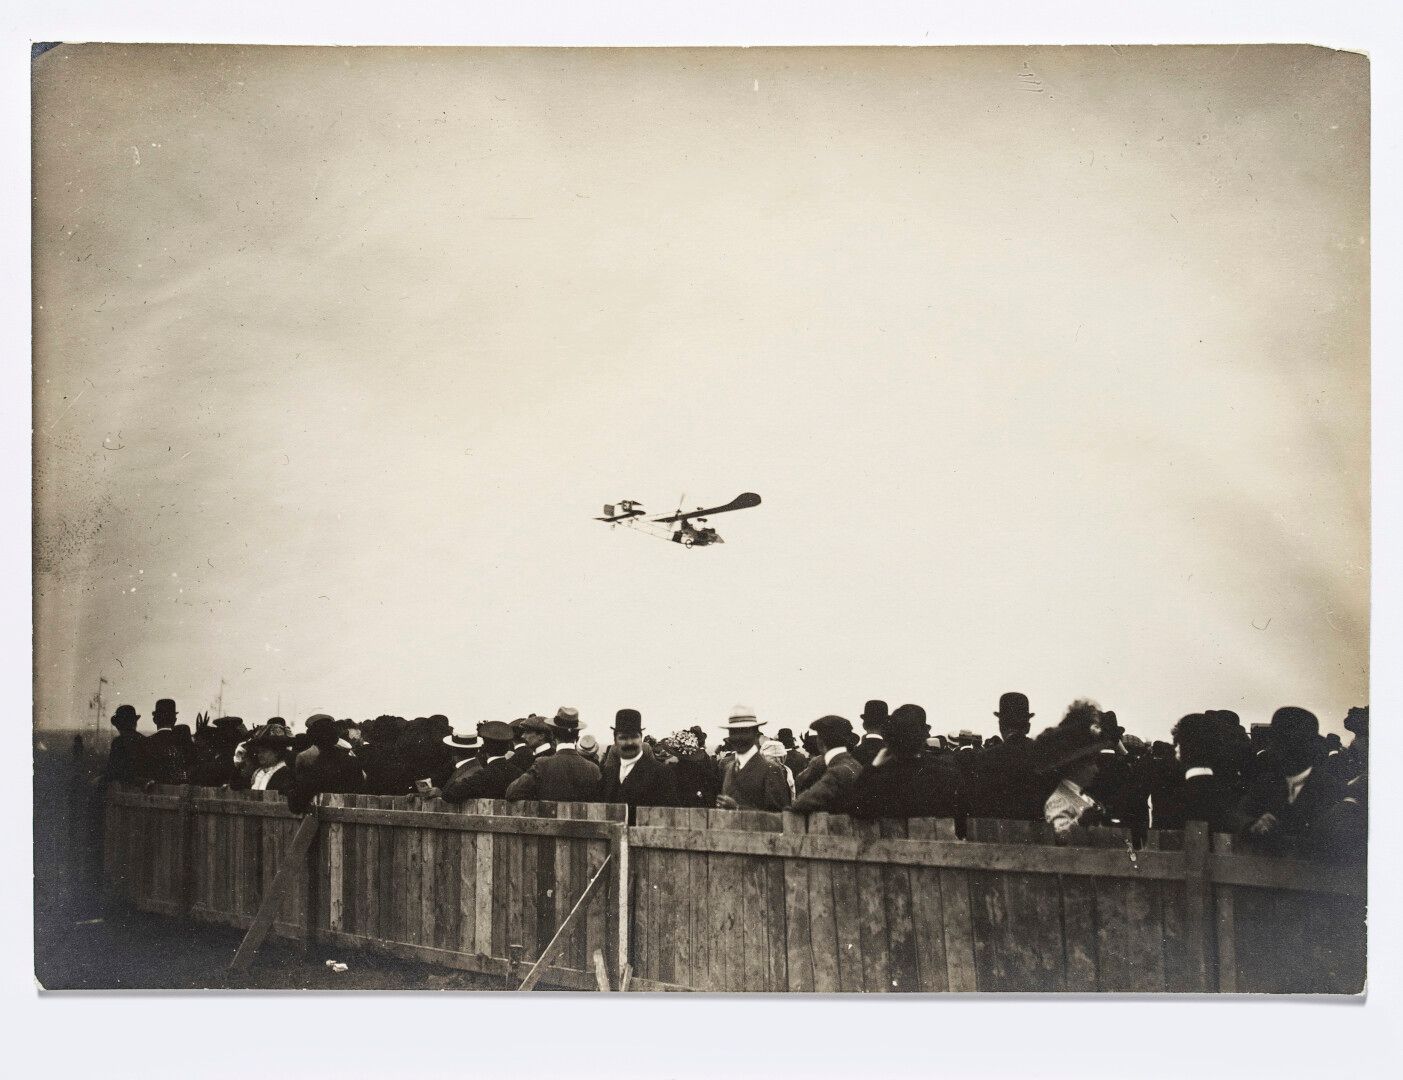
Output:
[230, 809, 320, 974]
[179, 786, 197, 916]
[1182, 821, 1211, 992]
[611, 820, 629, 985]
[1213, 833, 1238, 993]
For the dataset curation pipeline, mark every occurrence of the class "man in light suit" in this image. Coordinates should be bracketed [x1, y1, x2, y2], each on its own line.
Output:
[716, 706, 791, 812]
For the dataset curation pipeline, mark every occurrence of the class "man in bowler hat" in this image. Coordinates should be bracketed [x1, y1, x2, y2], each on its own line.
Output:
[103, 704, 149, 785]
[1239, 706, 1341, 852]
[848, 704, 960, 819]
[966, 692, 1043, 821]
[597, 709, 677, 821]
[145, 698, 191, 785]
[852, 699, 889, 767]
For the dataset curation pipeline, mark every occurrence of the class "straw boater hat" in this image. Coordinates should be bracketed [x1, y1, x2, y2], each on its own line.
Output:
[722, 705, 764, 731]
[443, 729, 482, 752]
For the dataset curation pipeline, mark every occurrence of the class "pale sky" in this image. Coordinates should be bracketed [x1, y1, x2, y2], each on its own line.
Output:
[33, 44, 1369, 745]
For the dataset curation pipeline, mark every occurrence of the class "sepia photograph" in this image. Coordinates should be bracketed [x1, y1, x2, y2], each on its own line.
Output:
[30, 38, 1371, 1006]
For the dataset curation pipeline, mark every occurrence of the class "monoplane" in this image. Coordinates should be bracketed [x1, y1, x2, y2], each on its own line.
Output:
[595, 492, 762, 547]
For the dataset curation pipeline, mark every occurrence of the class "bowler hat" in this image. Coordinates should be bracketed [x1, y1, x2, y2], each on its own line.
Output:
[111, 704, 140, 728]
[860, 699, 889, 724]
[995, 692, 1034, 722]
[613, 709, 643, 736]
[810, 714, 854, 749]
[1269, 706, 1319, 750]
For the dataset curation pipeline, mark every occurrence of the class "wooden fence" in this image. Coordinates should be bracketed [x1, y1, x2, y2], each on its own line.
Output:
[103, 786, 626, 990]
[103, 787, 1365, 993]
[626, 808, 1366, 994]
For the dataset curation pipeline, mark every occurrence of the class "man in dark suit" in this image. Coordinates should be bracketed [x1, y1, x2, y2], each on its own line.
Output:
[597, 709, 677, 821]
[791, 715, 863, 815]
[288, 714, 366, 814]
[1240, 706, 1342, 854]
[848, 704, 961, 820]
[852, 699, 889, 767]
[1153, 713, 1243, 833]
[509, 715, 555, 774]
[716, 706, 791, 811]
[145, 697, 191, 785]
[506, 707, 601, 802]
[967, 691, 1042, 821]
[442, 721, 522, 803]
[103, 704, 149, 785]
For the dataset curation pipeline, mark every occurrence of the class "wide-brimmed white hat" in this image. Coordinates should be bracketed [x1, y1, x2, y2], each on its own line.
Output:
[722, 705, 764, 730]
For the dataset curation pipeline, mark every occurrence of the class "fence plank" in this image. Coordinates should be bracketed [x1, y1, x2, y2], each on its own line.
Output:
[965, 818, 1003, 989]
[804, 813, 841, 993]
[534, 802, 558, 963]
[418, 802, 439, 949]
[781, 812, 815, 993]
[1058, 825, 1100, 992]
[1213, 832, 1238, 993]
[685, 807, 713, 992]
[1123, 827, 1167, 992]
[879, 819, 919, 992]
[1182, 821, 1212, 992]
[432, 802, 462, 953]
[904, 818, 950, 992]
[848, 817, 889, 993]
[704, 809, 746, 991]
[1150, 830, 1189, 991]
[326, 796, 345, 933]
[932, 818, 977, 992]
[554, 804, 577, 968]
[997, 820, 1066, 991]
[660, 806, 689, 987]
[1088, 825, 1135, 992]
[516, 801, 540, 960]
[818, 814, 866, 992]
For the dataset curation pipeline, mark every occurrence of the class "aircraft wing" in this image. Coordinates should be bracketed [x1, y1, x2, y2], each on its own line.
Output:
[651, 491, 761, 523]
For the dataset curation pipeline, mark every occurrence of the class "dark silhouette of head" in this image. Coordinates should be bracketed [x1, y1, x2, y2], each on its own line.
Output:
[111, 704, 140, 733]
[994, 692, 1034, 738]
[810, 715, 855, 754]
[860, 699, 889, 735]
[885, 704, 930, 757]
[153, 698, 177, 729]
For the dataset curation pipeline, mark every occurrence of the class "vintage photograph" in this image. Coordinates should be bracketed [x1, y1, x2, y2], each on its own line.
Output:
[32, 43, 1368, 994]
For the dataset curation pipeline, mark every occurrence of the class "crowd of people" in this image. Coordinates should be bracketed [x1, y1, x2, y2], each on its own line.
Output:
[101, 693, 1368, 860]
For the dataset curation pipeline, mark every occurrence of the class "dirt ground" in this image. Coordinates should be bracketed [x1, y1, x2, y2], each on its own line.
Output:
[36, 910, 505, 992]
